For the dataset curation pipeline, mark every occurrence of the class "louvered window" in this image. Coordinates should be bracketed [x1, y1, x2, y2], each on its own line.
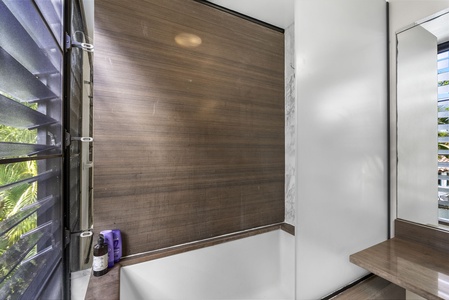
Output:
[437, 42, 449, 223]
[0, 0, 65, 298]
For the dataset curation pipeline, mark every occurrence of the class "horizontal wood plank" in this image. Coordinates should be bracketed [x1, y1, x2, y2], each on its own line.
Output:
[395, 219, 449, 253]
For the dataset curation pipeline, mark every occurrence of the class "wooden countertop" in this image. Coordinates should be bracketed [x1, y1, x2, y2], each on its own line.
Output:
[350, 221, 449, 300]
[85, 265, 120, 300]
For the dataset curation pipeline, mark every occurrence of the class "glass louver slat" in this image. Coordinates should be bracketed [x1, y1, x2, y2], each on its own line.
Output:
[0, 1, 60, 76]
[1, 216, 61, 297]
[439, 174, 449, 180]
[439, 53, 449, 219]
[0, 47, 57, 103]
[0, 227, 50, 284]
[0, 195, 55, 238]
[439, 111, 449, 118]
[439, 187, 449, 193]
[34, 0, 64, 47]
[439, 162, 449, 168]
[439, 93, 449, 101]
[439, 200, 449, 205]
[0, 169, 55, 192]
[69, 156, 80, 231]
[0, 0, 65, 298]
[70, 81, 82, 135]
[0, 142, 58, 159]
[0, 241, 61, 298]
[0, 94, 58, 129]
[439, 54, 449, 74]
[2, 0, 63, 54]
[438, 124, 449, 131]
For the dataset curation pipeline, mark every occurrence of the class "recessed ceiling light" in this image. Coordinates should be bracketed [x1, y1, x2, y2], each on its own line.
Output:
[175, 33, 202, 48]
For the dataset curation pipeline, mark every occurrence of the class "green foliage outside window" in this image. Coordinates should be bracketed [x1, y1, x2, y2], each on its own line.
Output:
[0, 125, 38, 255]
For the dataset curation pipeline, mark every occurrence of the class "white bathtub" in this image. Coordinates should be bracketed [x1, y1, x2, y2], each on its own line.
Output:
[120, 229, 294, 300]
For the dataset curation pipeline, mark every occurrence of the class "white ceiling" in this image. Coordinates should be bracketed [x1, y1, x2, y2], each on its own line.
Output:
[206, 0, 295, 29]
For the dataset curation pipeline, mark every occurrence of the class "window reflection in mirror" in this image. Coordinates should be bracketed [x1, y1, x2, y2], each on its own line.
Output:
[438, 43, 449, 224]
[396, 9, 449, 228]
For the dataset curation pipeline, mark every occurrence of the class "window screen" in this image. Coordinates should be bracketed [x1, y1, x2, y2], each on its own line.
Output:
[0, 0, 65, 298]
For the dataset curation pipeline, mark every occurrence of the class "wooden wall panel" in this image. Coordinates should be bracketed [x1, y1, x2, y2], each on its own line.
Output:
[94, 0, 285, 256]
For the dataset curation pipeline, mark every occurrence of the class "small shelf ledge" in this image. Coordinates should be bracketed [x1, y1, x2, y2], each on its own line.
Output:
[350, 219, 449, 300]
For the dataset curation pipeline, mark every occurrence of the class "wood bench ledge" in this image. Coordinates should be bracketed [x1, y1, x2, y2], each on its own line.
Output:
[350, 237, 449, 300]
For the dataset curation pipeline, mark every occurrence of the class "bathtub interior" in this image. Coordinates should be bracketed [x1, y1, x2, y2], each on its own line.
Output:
[120, 229, 294, 300]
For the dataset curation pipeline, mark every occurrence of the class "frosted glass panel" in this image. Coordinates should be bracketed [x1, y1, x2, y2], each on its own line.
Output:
[295, 0, 388, 298]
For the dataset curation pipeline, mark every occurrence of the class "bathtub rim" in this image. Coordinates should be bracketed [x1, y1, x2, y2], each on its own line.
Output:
[84, 222, 294, 300]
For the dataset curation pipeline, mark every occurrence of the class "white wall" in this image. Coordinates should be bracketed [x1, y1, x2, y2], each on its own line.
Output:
[295, 1, 388, 298]
[389, 0, 449, 234]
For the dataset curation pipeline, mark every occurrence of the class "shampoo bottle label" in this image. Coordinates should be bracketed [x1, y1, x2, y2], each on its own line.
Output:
[92, 254, 108, 271]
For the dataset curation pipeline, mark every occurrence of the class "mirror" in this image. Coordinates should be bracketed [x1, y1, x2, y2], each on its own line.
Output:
[397, 9, 449, 227]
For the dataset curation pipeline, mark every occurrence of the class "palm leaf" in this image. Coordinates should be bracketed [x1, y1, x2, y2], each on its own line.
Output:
[0, 123, 39, 250]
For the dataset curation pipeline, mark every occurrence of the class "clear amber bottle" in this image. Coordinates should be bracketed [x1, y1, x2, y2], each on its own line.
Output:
[92, 234, 109, 277]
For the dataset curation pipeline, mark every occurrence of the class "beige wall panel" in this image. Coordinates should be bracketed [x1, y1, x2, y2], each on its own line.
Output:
[94, 0, 284, 256]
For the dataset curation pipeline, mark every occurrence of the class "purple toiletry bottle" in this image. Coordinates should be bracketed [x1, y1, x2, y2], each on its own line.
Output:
[100, 230, 114, 268]
[112, 229, 122, 263]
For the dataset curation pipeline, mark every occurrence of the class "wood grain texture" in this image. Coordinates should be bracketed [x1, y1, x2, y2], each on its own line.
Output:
[331, 275, 405, 300]
[281, 222, 295, 235]
[350, 237, 449, 300]
[93, 0, 285, 256]
[85, 265, 120, 300]
[395, 218, 449, 253]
